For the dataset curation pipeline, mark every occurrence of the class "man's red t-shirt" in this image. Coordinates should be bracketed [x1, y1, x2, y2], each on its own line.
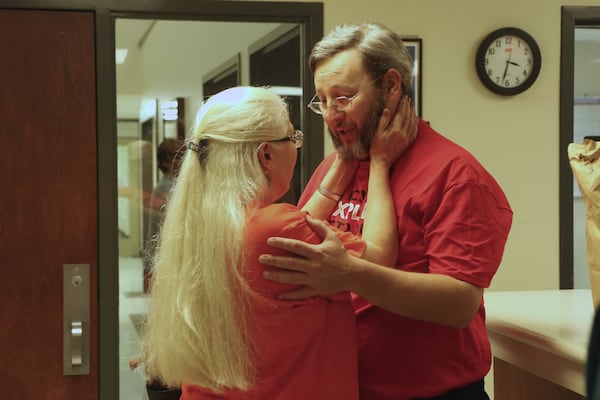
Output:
[298, 120, 513, 399]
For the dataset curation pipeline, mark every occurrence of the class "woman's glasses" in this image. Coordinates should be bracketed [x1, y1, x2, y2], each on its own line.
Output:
[269, 130, 304, 148]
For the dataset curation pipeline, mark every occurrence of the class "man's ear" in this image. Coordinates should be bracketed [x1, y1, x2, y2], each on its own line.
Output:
[383, 68, 402, 95]
[383, 69, 403, 115]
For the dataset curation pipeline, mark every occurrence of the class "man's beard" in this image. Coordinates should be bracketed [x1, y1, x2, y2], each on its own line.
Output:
[329, 94, 385, 160]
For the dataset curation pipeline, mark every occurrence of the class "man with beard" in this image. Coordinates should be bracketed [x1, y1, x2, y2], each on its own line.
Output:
[259, 22, 513, 400]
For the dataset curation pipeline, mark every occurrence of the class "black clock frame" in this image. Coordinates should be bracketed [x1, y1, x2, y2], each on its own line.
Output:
[475, 27, 542, 96]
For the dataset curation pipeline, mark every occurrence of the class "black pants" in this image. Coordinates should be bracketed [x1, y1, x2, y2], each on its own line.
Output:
[416, 379, 490, 400]
[146, 382, 182, 400]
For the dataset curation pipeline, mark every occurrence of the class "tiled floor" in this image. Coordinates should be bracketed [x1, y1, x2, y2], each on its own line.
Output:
[119, 256, 150, 399]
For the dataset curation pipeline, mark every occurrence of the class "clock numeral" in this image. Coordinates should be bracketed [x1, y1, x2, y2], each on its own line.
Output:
[487, 48, 496, 56]
[495, 39, 502, 47]
[504, 80, 511, 88]
[487, 69, 493, 77]
[515, 77, 520, 85]
[524, 48, 529, 55]
[505, 36, 512, 45]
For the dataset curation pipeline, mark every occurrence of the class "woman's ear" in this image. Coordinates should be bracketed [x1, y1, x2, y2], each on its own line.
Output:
[257, 142, 273, 174]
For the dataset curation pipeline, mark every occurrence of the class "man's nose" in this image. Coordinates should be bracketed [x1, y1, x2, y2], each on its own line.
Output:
[323, 105, 345, 125]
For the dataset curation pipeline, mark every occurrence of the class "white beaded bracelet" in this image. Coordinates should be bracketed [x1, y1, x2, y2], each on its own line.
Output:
[317, 185, 342, 202]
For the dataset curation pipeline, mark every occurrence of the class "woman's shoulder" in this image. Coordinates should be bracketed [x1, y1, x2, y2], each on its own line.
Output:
[244, 204, 317, 302]
[248, 203, 310, 238]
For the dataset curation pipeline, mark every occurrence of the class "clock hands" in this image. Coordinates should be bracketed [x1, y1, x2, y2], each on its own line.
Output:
[502, 51, 512, 81]
[502, 51, 522, 81]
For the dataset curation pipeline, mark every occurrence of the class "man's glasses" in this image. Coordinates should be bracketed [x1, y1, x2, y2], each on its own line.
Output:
[307, 76, 381, 116]
[269, 129, 304, 148]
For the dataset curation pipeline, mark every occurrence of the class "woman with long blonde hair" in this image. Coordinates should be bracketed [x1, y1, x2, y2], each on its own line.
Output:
[141, 86, 416, 399]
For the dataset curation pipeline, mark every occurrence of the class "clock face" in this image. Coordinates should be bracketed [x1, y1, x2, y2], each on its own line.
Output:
[476, 28, 541, 95]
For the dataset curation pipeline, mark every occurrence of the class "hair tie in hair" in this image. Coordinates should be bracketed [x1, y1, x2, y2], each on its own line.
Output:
[188, 138, 209, 156]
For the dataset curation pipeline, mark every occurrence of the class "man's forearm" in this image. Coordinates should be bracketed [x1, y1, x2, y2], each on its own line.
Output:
[344, 259, 483, 328]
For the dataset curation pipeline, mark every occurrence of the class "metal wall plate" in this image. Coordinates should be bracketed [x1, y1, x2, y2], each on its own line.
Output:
[63, 264, 90, 375]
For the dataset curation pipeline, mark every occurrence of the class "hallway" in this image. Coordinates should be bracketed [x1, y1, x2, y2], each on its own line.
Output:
[119, 256, 150, 399]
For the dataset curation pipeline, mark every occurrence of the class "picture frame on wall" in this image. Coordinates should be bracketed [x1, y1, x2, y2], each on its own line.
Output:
[402, 38, 422, 116]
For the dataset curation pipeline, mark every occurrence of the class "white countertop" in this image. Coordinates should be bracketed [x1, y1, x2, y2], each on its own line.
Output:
[484, 289, 596, 395]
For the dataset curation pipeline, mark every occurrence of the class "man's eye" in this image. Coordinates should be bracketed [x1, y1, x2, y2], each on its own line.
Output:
[336, 96, 351, 106]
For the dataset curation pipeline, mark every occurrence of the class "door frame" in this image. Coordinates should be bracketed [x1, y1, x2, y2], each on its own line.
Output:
[0, 1, 323, 399]
[559, 6, 600, 289]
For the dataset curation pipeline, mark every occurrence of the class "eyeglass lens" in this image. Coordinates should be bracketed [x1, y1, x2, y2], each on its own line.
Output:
[308, 76, 381, 115]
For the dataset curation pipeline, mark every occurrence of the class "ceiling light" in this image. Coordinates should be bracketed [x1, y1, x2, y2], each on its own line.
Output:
[115, 48, 128, 64]
[268, 86, 302, 96]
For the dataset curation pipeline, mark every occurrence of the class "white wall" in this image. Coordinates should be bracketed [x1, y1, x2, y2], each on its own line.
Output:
[253, 0, 600, 291]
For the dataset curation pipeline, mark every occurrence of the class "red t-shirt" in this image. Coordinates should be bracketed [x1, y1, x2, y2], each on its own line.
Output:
[298, 120, 513, 399]
[182, 203, 366, 400]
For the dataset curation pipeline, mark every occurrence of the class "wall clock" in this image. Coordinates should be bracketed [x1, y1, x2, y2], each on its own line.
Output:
[475, 27, 542, 96]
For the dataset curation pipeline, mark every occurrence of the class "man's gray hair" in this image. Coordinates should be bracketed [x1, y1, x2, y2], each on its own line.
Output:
[309, 22, 414, 100]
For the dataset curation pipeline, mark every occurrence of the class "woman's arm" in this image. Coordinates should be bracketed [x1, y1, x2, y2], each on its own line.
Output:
[361, 97, 417, 266]
[302, 97, 416, 267]
[300, 156, 358, 220]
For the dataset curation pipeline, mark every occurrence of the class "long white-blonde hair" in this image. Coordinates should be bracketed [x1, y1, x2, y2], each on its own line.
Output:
[142, 86, 291, 391]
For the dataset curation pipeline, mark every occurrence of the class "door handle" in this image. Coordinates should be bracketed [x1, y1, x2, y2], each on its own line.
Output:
[70, 321, 83, 367]
[63, 264, 90, 375]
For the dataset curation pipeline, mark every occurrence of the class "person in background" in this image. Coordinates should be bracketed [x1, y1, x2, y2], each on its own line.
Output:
[149, 138, 185, 212]
[143, 138, 185, 293]
[141, 86, 417, 399]
[259, 22, 513, 400]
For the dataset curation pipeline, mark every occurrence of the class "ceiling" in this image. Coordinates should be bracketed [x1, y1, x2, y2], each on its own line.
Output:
[115, 18, 296, 118]
[114, 20, 600, 118]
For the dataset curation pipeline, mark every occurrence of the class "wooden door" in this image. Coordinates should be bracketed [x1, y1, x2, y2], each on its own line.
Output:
[0, 9, 98, 399]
